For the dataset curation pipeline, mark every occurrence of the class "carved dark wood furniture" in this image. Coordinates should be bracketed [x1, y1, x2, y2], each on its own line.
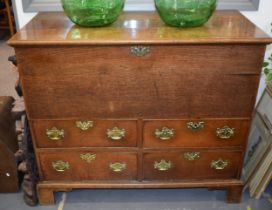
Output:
[0, 96, 18, 192]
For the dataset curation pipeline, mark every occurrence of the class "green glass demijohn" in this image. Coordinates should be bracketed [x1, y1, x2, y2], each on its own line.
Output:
[154, 0, 217, 27]
[61, 0, 125, 27]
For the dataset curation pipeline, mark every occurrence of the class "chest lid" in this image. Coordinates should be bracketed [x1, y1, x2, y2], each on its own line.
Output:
[8, 11, 272, 46]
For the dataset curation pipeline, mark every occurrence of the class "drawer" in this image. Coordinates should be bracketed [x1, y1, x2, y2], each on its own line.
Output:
[38, 150, 138, 181]
[31, 120, 137, 148]
[143, 119, 250, 148]
[143, 150, 242, 180]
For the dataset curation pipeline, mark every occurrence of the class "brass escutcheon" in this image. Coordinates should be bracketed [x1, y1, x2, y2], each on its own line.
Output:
[154, 159, 172, 171]
[155, 127, 175, 140]
[46, 127, 64, 140]
[52, 160, 69, 172]
[216, 126, 235, 139]
[109, 162, 126, 172]
[107, 127, 126, 140]
[184, 152, 201, 161]
[187, 121, 205, 132]
[75, 121, 94, 131]
[80, 153, 96, 163]
[210, 159, 229, 170]
[130, 46, 150, 57]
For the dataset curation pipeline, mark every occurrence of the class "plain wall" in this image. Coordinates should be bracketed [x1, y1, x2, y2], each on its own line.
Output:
[12, 0, 36, 30]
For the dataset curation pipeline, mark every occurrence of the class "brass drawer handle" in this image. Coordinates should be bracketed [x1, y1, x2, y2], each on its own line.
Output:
[130, 46, 150, 57]
[155, 127, 175, 140]
[211, 159, 229, 170]
[154, 159, 172, 171]
[46, 127, 64, 140]
[52, 160, 70, 172]
[76, 121, 94, 131]
[80, 153, 96, 163]
[184, 152, 200, 161]
[107, 127, 126, 140]
[109, 162, 126, 172]
[187, 122, 205, 132]
[216, 126, 235, 139]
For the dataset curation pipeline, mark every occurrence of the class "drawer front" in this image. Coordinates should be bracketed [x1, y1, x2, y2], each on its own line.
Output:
[38, 150, 137, 181]
[32, 120, 137, 148]
[18, 45, 262, 119]
[143, 119, 250, 148]
[143, 150, 242, 180]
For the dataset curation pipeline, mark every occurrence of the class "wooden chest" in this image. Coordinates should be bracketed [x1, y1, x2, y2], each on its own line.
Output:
[8, 11, 272, 205]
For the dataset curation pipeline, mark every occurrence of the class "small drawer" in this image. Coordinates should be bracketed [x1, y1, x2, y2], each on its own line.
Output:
[38, 150, 138, 181]
[143, 150, 242, 180]
[31, 119, 137, 148]
[143, 119, 250, 148]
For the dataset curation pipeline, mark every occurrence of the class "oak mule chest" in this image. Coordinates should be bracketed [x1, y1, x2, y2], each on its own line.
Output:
[8, 11, 272, 205]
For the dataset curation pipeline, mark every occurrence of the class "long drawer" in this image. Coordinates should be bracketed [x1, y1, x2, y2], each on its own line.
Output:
[38, 150, 138, 181]
[143, 119, 250, 148]
[31, 119, 138, 148]
[143, 150, 243, 180]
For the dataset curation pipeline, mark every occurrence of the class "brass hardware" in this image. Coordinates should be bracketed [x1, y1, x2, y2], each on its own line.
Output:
[216, 126, 235, 139]
[75, 121, 94, 131]
[46, 127, 64, 140]
[107, 127, 126, 140]
[211, 159, 229, 170]
[109, 162, 126, 172]
[155, 127, 175, 140]
[52, 160, 69, 172]
[80, 153, 96, 163]
[130, 46, 150, 57]
[184, 152, 201, 161]
[187, 122, 205, 132]
[154, 159, 172, 171]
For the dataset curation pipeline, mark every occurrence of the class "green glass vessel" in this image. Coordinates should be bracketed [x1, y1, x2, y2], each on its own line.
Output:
[155, 0, 217, 27]
[61, 0, 125, 27]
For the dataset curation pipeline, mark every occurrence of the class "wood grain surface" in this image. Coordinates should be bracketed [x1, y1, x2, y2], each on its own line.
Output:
[31, 119, 138, 148]
[143, 149, 242, 180]
[143, 118, 250, 148]
[38, 150, 138, 181]
[17, 45, 264, 119]
[8, 11, 272, 46]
